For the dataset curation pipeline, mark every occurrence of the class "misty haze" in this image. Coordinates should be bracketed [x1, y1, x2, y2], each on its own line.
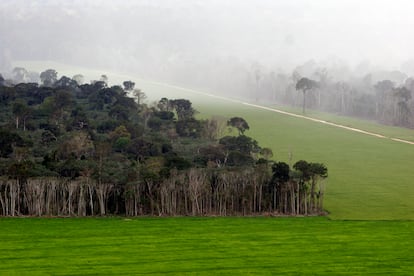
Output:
[3, 1, 414, 122]
[1, 1, 414, 274]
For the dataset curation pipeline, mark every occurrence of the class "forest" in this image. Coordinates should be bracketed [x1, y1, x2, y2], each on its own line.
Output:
[156, 58, 414, 128]
[0, 69, 327, 217]
[266, 65, 413, 127]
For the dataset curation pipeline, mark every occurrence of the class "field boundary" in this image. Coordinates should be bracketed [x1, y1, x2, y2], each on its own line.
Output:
[149, 80, 414, 146]
[242, 102, 414, 145]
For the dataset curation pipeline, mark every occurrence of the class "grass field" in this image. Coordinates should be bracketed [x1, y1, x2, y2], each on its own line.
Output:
[267, 104, 414, 143]
[1, 217, 413, 275]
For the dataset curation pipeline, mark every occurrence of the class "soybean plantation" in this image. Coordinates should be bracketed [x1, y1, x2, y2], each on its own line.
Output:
[1, 217, 413, 275]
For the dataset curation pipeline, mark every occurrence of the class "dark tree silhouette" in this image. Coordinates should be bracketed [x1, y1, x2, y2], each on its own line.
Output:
[227, 117, 249, 135]
[393, 86, 412, 126]
[170, 99, 195, 120]
[40, 69, 58, 87]
[296, 77, 318, 114]
[123, 81, 135, 91]
[55, 76, 77, 88]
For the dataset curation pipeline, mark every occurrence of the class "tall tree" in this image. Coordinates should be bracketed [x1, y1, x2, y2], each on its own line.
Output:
[309, 163, 328, 212]
[271, 161, 290, 211]
[55, 76, 77, 88]
[227, 117, 249, 135]
[170, 99, 195, 121]
[100, 74, 108, 84]
[374, 80, 394, 120]
[296, 77, 318, 114]
[72, 74, 84, 85]
[123, 81, 135, 91]
[335, 81, 350, 114]
[293, 160, 311, 214]
[40, 69, 58, 87]
[133, 89, 147, 105]
[157, 97, 171, 111]
[12, 101, 31, 130]
[393, 86, 411, 126]
[12, 67, 28, 83]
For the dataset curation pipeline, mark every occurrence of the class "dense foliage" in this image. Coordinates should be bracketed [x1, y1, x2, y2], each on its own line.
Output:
[0, 70, 327, 216]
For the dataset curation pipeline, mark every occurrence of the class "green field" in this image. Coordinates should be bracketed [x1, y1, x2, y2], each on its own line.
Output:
[267, 104, 414, 143]
[1, 217, 413, 275]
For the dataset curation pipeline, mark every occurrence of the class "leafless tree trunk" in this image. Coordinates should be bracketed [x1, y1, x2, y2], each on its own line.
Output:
[0, 181, 5, 215]
[8, 179, 18, 216]
[25, 178, 45, 216]
[96, 182, 113, 216]
[188, 168, 206, 215]
[77, 181, 86, 216]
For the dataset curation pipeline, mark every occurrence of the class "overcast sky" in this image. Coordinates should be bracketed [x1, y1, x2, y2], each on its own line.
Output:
[1, 0, 414, 74]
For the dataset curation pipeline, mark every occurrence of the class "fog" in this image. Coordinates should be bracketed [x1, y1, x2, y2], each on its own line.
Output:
[2, 0, 414, 87]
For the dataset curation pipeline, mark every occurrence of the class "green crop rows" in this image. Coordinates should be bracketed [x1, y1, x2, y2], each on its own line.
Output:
[1, 217, 413, 275]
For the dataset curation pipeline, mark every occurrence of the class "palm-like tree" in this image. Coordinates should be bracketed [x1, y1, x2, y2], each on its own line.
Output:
[296, 77, 318, 114]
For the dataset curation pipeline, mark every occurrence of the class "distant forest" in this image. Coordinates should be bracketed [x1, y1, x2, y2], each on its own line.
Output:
[0, 69, 327, 217]
[157, 59, 414, 128]
[267, 67, 413, 127]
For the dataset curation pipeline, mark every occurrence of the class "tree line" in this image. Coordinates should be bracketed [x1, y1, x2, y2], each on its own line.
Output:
[0, 69, 327, 216]
[256, 64, 414, 128]
[144, 57, 414, 129]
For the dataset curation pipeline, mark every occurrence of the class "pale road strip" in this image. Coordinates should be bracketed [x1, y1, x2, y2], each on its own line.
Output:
[390, 138, 414, 145]
[244, 102, 414, 145]
[146, 80, 414, 146]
